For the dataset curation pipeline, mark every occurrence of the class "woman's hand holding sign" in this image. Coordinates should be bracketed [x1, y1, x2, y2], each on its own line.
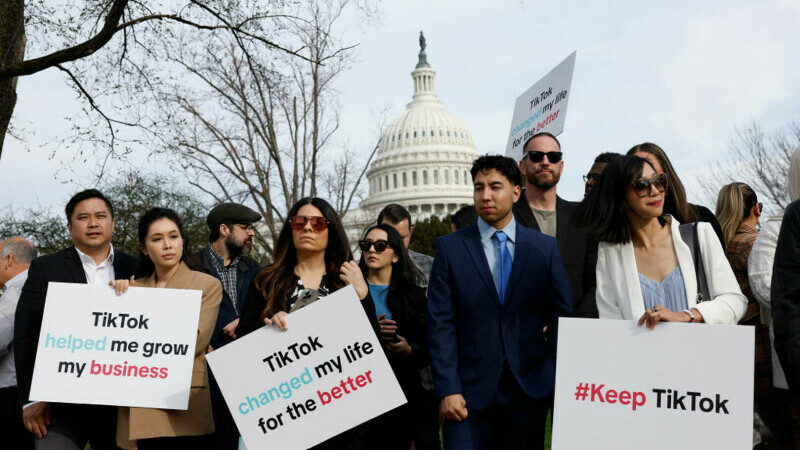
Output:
[109, 276, 135, 295]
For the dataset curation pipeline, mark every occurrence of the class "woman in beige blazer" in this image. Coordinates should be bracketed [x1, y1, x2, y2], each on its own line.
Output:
[111, 207, 222, 449]
[576, 155, 746, 327]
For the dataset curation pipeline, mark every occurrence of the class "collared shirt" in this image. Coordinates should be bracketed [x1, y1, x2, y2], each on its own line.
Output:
[74, 245, 116, 285]
[477, 216, 516, 293]
[207, 245, 240, 314]
[0, 270, 28, 388]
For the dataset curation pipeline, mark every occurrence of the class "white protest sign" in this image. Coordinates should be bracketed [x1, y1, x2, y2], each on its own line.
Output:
[30, 282, 201, 409]
[206, 285, 406, 450]
[552, 318, 754, 450]
[505, 51, 576, 159]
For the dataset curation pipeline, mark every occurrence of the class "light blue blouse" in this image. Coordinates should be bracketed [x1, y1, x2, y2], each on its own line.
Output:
[638, 266, 689, 312]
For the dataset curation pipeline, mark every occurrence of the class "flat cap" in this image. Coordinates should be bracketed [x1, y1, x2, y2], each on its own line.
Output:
[207, 203, 262, 229]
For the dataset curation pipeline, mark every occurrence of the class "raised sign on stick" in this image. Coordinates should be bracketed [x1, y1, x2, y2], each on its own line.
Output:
[206, 285, 406, 450]
[505, 51, 576, 159]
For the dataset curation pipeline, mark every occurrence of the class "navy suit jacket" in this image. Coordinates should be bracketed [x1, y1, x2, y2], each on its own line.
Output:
[427, 221, 572, 410]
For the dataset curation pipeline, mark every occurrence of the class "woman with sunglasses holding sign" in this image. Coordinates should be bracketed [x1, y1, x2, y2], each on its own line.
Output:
[355, 224, 436, 450]
[576, 155, 746, 327]
[235, 197, 379, 449]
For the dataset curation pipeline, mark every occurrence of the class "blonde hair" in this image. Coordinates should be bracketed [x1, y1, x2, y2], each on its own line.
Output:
[716, 182, 757, 249]
[789, 145, 800, 202]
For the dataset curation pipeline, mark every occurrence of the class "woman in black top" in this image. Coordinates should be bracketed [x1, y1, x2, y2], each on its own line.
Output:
[627, 142, 725, 246]
[236, 197, 378, 450]
[357, 224, 437, 450]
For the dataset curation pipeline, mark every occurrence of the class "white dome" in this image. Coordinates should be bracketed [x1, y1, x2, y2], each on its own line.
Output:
[359, 40, 479, 219]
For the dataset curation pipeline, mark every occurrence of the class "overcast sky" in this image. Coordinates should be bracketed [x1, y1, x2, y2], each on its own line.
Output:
[2, 0, 799, 213]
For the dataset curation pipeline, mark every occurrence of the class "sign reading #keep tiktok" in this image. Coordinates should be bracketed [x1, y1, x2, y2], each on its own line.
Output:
[206, 285, 406, 450]
[552, 318, 754, 449]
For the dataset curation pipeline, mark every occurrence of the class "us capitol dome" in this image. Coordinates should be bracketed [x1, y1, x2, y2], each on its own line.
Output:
[358, 32, 479, 219]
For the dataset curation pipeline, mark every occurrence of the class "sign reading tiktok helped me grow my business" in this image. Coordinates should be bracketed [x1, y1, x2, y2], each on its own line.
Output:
[206, 285, 406, 450]
[552, 318, 754, 449]
[30, 282, 201, 409]
[505, 51, 576, 159]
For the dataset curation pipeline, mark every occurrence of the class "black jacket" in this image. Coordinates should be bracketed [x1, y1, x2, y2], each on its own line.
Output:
[188, 246, 260, 349]
[772, 199, 800, 396]
[513, 194, 599, 318]
[13, 246, 137, 405]
[235, 275, 381, 339]
[381, 284, 430, 398]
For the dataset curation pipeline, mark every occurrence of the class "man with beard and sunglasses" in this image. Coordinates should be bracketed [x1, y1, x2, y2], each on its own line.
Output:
[189, 202, 261, 450]
[512, 132, 599, 318]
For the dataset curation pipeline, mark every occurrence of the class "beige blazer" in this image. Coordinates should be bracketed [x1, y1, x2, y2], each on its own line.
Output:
[117, 262, 222, 449]
[596, 216, 747, 324]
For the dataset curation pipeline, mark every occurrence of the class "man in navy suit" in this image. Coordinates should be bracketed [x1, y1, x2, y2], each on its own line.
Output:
[428, 155, 572, 449]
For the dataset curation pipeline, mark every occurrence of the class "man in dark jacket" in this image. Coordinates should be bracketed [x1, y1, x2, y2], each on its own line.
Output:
[14, 189, 137, 449]
[772, 198, 800, 412]
[513, 132, 598, 318]
[189, 202, 261, 450]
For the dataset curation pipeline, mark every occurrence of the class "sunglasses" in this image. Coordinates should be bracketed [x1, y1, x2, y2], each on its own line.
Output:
[525, 151, 563, 164]
[289, 216, 328, 232]
[583, 173, 601, 183]
[358, 239, 391, 253]
[631, 173, 668, 197]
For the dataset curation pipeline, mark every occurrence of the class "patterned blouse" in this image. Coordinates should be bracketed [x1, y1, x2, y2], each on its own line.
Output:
[726, 224, 758, 324]
[287, 275, 332, 312]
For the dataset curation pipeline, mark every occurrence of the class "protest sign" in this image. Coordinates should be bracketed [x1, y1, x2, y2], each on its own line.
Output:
[505, 51, 576, 159]
[552, 318, 754, 449]
[29, 282, 201, 409]
[206, 285, 406, 450]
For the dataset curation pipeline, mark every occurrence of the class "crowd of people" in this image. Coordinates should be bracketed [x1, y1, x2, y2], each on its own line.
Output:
[1, 132, 799, 449]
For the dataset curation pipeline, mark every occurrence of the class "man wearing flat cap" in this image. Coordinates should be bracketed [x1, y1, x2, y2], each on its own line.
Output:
[189, 202, 261, 450]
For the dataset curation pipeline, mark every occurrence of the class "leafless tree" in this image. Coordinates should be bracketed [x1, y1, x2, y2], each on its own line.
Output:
[145, 1, 380, 257]
[0, 0, 322, 161]
[699, 121, 800, 216]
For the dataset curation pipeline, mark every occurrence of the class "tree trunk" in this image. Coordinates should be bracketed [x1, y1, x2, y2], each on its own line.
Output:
[0, 0, 26, 161]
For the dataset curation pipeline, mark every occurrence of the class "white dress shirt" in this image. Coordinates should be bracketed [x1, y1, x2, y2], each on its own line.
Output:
[0, 270, 28, 388]
[75, 245, 116, 285]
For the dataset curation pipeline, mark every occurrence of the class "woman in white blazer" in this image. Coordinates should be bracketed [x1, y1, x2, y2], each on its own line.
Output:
[576, 155, 746, 327]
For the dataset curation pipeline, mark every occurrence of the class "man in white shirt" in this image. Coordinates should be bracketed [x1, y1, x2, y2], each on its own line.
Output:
[1, 237, 36, 449]
[15, 189, 137, 450]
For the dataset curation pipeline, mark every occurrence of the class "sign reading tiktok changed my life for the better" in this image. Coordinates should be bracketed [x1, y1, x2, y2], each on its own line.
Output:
[206, 285, 406, 450]
[30, 282, 201, 409]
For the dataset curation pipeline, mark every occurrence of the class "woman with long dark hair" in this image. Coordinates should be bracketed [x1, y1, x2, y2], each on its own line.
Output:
[576, 156, 746, 326]
[111, 208, 222, 449]
[235, 197, 378, 449]
[356, 224, 437, 449]
[627, 142, 725, 246]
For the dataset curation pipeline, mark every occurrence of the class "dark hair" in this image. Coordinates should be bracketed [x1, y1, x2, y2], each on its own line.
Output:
[209, 223, 233, 243]
[626, 143, 698, 223]
[358, 224, 424, 290]
[136, 208, 190, 278]
[522, 132, 561, 153]
[377, 204, 412, 227]
[470, 155, 523, 187]
[65, 189, 114, 224]
[576, 155, 655, 244]
[594, 152, 623, 164]
[451, 205, 478, 230]
[255, 197, 350, 320]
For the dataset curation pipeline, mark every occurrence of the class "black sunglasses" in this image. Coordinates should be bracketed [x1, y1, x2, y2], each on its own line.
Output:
[525, 151, 563, 164]
[583, 173, 601, 183]
[631, 173, 668, 196]
[358, 239, 391, 253]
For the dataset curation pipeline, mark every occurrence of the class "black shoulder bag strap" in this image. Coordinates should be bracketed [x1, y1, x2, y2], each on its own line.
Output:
[678, 222, 710, 303]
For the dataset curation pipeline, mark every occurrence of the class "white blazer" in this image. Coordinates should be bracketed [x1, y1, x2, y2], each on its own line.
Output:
[596, 216, 747, 324]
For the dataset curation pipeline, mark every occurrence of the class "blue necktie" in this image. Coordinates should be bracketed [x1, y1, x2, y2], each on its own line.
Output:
[494, 231, 512, 305]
